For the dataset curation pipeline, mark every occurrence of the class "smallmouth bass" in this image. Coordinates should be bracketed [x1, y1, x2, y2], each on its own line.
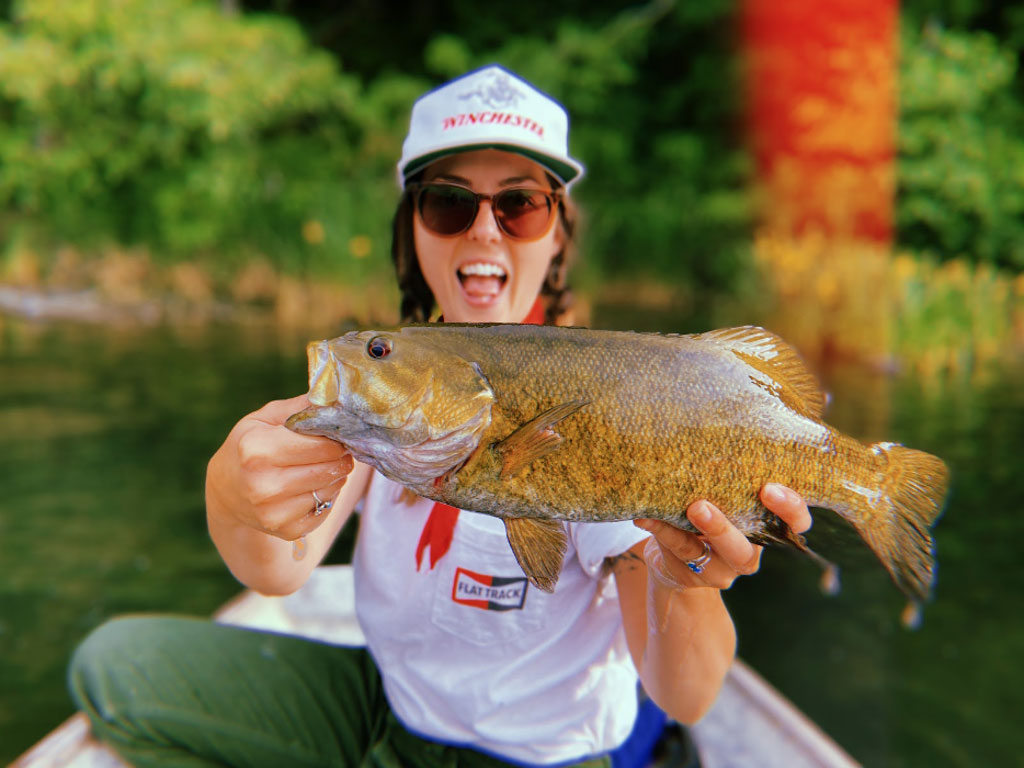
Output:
[286, 324, 948, 616]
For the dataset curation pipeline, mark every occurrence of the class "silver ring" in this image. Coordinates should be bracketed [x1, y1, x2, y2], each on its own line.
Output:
[312, 489, 333, 517]
[685, 540, 713, 575]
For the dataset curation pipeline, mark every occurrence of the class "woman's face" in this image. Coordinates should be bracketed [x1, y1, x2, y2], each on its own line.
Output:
[413, 149, 563, 324]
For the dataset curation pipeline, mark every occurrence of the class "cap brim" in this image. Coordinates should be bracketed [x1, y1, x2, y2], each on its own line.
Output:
[402, 143, 583, 187]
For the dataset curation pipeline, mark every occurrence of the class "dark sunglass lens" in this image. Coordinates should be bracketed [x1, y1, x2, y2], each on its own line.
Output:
[418, 185, 477, 235]
[495, 189, 553, 239]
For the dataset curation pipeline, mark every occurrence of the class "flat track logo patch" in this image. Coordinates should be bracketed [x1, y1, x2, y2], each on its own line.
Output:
[452, 567, 528, 611]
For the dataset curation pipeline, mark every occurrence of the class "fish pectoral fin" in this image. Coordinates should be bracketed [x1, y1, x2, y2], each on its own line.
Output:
[496, 399, 589, 478]
[504, 517, 567, 593]
[698, 326, 827, 419]
[397, 487, 421, 506]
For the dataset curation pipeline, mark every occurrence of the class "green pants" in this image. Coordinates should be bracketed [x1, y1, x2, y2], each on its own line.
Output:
[69, 616, 611, 768]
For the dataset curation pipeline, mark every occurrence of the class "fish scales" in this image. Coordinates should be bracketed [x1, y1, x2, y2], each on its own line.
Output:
[287, 323, 948, 617]
[407, 326, 836, 526]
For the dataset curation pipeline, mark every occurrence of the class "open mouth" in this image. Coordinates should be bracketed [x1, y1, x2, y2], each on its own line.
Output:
[457, 262, 508, 303]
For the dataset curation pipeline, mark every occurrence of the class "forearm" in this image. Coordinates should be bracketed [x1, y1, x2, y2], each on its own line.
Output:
[618, 488, 811, 723]
[639, 579, 736, 723]
[615, 541, 736, 724]
[206, 502, 338, 596]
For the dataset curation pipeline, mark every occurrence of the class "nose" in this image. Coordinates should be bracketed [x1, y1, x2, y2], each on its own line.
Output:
[466, 199, 502, 243]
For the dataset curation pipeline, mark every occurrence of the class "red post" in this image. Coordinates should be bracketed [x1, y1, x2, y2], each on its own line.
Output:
[741, 0, 898, 244]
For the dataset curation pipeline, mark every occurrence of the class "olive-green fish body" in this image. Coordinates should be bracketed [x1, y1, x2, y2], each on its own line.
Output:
[287, 324, 948, 612]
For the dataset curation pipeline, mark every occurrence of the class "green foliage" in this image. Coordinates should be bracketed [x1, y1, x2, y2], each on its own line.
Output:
[0, 0, 755, 290]
[0, 0, 391, 273]
[897, 22, 1024, 270]
[424, 35, 474, 80]
[901, 0, 1024, 64]
[3, 0, 1022, 294]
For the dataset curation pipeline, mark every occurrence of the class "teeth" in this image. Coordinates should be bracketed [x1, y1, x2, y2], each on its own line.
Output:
[459, 263, 507, 278]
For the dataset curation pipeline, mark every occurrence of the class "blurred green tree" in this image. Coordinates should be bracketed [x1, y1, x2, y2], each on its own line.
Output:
[1, 0, 1021, 291]
[0, 0, 757, 289]
[897, 22, 1024, 269]
[0, 0, 391, 273]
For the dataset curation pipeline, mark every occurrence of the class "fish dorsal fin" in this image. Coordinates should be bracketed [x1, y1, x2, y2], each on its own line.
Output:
[697, 326, 827, 419]
[504, 517, 567, 593]
[495, 399, 589, 478]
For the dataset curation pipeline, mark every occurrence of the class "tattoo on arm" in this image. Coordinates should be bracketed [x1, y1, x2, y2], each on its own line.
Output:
[606, 550, 644, 573]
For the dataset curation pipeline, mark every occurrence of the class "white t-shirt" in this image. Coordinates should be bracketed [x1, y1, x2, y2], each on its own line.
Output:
[352, 472, 650, 765]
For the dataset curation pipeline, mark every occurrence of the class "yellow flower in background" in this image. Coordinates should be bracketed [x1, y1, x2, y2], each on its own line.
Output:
[892, 253, 917, 283]
[348, 235, 371, 259]
[302, 219, 325, 245]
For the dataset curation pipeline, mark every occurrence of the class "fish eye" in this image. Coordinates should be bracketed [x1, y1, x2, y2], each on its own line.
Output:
[367, 336, 392, 359]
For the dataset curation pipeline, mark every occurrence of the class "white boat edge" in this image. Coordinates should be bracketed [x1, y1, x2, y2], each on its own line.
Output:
[13, 565, 861, 768]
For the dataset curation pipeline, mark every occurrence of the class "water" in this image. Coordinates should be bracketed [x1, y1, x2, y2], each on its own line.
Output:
[0, 315, 313, 760]
[1, 310, 1021, 765]
[726, 361, 1024, 767]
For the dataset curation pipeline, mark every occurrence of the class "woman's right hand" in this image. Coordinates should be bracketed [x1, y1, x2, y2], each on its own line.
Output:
[206, 394, 354, 542]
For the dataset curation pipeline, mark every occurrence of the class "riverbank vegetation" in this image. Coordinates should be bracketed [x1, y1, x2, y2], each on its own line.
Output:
[751, 233, 1024, 377]
[1, 0, 1022, 367]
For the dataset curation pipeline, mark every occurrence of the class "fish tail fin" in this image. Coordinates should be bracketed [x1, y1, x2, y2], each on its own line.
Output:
[855, 443, 949, 614]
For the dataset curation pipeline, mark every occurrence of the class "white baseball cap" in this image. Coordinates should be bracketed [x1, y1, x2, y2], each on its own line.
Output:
[397, 64, 585, 189]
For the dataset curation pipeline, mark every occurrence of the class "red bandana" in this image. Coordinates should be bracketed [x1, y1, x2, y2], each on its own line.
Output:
[415, 501, 460, 570]
[415, 297, 547, 571]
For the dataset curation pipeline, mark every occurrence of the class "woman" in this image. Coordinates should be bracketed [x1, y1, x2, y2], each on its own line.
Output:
[71, 65, 811, 767]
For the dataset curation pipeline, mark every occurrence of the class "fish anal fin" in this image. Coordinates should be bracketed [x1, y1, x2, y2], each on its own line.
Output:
[504, 517, 567, 593]
[700, 326, 827, 419]
[496, 399, 589, 478]
[757, 511, 841, 595]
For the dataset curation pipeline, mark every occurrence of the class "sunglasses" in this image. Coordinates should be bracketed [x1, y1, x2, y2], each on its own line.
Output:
[409, 183, 562, 241]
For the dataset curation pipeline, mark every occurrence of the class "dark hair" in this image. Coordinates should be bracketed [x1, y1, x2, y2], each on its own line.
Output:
[391, 174, 579, 325]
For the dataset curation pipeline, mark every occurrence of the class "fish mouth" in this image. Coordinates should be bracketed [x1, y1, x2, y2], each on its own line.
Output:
[284, 404, 361, 441]
[297, 336, 437, 435]
[285, 396, 490, 486]
[457, 261, 508, 305]
[284, 408, 320, 433]
[287, 400, 429, 445]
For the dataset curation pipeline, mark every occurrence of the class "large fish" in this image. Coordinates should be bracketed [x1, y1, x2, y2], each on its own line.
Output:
[286, 324, 948, 613]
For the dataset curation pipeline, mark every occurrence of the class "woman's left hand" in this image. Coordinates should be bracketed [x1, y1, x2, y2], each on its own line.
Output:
[635, 484, 812, 591]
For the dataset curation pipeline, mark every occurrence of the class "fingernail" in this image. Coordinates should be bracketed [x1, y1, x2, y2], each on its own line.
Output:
[763, 484, 786, 504]
[690, 502, 712, 526]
